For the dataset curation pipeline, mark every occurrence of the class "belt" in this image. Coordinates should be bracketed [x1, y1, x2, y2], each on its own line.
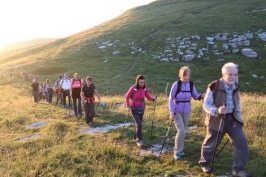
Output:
[225, 113, 233, 115]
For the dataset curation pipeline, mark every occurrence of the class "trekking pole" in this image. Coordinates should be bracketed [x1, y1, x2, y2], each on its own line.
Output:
[150, 96, 157, 141]
[158, 120, 173, 157]
[215, 139, 229, 157]
[120, 112, 129, 139]
[209, 114, 225, 176]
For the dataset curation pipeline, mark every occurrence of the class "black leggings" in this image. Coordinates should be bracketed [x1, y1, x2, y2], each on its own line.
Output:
[131, 110, 144, 141]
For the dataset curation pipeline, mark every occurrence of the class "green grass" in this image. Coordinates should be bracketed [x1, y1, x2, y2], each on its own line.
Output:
[0, 0, 266, 176]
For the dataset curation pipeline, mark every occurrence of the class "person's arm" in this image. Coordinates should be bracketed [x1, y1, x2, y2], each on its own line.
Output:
[80, 86, 85, 101]
[70, 79, 73, 97]
[169, 82, 177, 116]
[144, 87, 156, 101]
[54, 81, 57, 90]
[191, 85, 203, 101]
[203, 88, 218, 116]
[94, 89, 101, 102]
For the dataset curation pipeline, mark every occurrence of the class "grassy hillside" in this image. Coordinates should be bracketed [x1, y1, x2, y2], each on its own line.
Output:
[0, 0, 266, 176]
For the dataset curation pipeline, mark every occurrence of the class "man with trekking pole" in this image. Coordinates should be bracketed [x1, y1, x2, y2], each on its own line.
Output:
[199, 62, 251, 177]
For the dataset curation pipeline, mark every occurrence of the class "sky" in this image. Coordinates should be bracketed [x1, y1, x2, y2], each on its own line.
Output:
[0, 0, 155, 48]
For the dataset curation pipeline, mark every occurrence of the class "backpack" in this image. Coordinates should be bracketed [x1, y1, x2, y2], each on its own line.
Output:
[175, 80, 194, 98]
[61, 78, 71, 84]
[130, 85, 146, 100]
[209, 79, 240, 104]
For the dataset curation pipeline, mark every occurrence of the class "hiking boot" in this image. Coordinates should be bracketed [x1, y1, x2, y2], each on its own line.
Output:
[201, 165, 211, 174]
[136, 140, 143, 147]
[174, 151, 185, 160]
[232, 170, 252, 177]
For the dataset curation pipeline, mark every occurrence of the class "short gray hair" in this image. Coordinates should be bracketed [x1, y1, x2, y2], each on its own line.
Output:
[222, 62, 238, 74]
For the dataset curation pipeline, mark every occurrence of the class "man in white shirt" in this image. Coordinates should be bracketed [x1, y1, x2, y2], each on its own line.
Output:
[60, 73, 71, 108]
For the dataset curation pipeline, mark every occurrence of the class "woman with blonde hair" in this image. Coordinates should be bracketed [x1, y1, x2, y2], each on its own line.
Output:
[169, 66, 204, 160]
[70, 73, 84, 117]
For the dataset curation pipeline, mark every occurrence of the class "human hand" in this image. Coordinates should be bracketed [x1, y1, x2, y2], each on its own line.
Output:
[170, 113, 175, 121]
[127, 107, 131, 112]
[154, 97, 157, 103]
[200, 92, 205, 98]
[217, 104, 227, 114]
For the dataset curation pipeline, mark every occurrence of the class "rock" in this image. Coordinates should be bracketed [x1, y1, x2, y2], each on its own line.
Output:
[113, 51, 120, 55]
[212, 45, 218, 49]
[171, 44, 176, 48]
[183, 55, 194, 61]
[243, 40, 250, 46]
[232, 49, 239, 53]
[208, 41, 214, 45]
[98, 46, 106, 49]
[244, 33, 253, 38]
[258, 33, 266, 41]
[183, 37, 190, 41]
[217, 59, 224, 62]
[223, 44, 229, 50]
[103, 59, 108, 63]
[160, 58, 169, 62]
[164, 49, 172, 53]
[180, 42, 185, 45]
[131, 52, 135, 54]
[185, 50, 194, 55]
[261, 76, 264, 78]
[178, 46, 186, 49]
[195, 35, 200, 39]
[241, 48, 257, 58]
[107, 43, 113, 46]
[252, 74, 257, 78]
[172, 58, 180, 62]
[166, 53, 172, 57]
[245, 82, 250, 85]
[206, 37, 214, 41]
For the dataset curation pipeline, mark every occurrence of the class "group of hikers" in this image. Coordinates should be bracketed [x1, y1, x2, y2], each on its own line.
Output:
[29, 62, 250, 177]
[125, 62, 251, 177]
[30, 73, 101, 125]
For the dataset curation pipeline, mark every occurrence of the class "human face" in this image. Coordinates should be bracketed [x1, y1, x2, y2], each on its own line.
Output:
[74, 75, 79, 80]
[138, 79, 145, 87]
[180, 72, 190, 82]
[64, 73, 69, 78]
[87, 78, 92, 84]
[222, 67, 238, 86]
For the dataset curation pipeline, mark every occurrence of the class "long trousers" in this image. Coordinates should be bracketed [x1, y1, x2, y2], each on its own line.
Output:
[199, 114, 250, 172]
[62, 90, 71, 107]
[131, 110, 144, 141]
[73, 97, 82, 116]
[84, 103, 95, 124]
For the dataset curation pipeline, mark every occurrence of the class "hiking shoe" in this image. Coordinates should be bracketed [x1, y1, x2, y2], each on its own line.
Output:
[232, 170, 252, 177]
[201, 166, 211, 174]
[174, 151, 185, 160]
[136, 140, 143, 147]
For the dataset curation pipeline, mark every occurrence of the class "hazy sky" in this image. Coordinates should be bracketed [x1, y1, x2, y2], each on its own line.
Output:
[0, 0, 155, 48]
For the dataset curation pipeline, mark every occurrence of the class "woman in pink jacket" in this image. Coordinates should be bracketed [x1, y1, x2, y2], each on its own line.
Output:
[125, 75, 156, 147]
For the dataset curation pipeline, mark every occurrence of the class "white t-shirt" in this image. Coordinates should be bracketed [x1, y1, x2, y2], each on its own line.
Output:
[60, 78, 71, 90]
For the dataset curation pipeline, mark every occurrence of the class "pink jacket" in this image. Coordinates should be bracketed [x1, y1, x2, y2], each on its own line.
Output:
[125, 85, 155, 108]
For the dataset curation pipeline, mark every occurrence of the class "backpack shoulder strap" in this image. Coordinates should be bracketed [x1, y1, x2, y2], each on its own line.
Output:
[130, 85, 137, 99]
[189, 81, 194, 95]
[175, 80, 182, 98]
[209, 80, 219, 101]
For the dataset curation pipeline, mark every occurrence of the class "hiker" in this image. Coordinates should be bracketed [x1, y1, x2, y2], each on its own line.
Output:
[169, 66, 204, 160]
[81, 76, 101, 125]
[70, 73, 83, 117]
[30, 79, 39, 103]
[38, 82, 43, 101]
[35, 75, 39, 82]
[60, 73, 71, 108]
[48, 84, 54, 103]
[43, 79, 50, 104]
[125, 75, 157, 147]
[199, 62, 251, 177]
[54, 76, 62, 104]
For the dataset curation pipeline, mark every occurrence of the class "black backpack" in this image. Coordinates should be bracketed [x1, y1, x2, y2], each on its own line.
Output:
[130, 85, 146, 100]
[175, 80, 194, 98]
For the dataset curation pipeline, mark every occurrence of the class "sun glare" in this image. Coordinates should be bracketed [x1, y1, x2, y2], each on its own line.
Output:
[0, 0, 155, 49]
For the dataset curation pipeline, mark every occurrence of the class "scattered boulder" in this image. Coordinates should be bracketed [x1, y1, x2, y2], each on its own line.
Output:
[206, 37, 214, 41]
[183, 55, 194, 61]
[241, 48, 257, 58]
[113, 51, 120, 55]
[232, 49, 240, 53]
[98, 46, 106, 49]
[160, 58, 169, 62]
[258, 33, 266, 41]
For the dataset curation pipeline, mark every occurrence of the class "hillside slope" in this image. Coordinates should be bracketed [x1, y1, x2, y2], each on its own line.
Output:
[0, 0, 266, 95]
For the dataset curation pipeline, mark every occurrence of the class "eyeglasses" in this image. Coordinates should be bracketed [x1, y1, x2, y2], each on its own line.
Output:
[139, 82, 145, 84]
[87, 79, 92, 82]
